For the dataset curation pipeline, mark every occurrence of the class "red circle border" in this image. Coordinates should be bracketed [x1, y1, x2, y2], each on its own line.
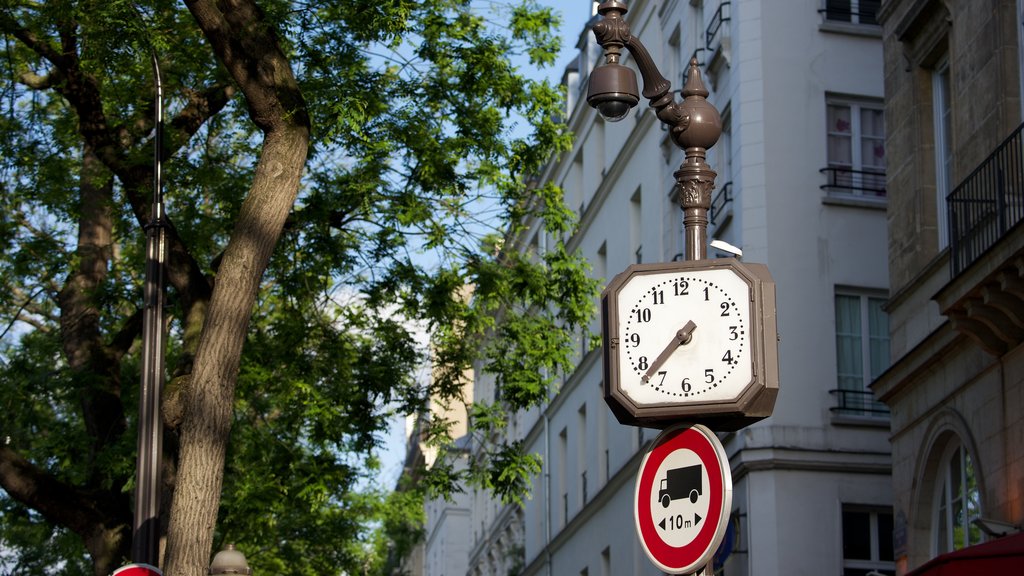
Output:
[634, 424, 729, 573]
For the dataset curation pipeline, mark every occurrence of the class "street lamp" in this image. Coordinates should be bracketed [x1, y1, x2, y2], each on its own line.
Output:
[587, 0, 722, 261]
[209, 544, 252, 575]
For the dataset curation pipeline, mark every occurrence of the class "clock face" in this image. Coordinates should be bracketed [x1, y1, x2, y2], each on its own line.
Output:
[612, 266, 753, 406]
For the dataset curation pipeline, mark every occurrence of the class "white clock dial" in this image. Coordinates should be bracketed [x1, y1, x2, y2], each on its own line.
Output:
[614, 267, 753, 405]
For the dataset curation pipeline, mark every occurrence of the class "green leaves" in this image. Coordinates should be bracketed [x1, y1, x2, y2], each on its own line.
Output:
[0, 0, 594, 573]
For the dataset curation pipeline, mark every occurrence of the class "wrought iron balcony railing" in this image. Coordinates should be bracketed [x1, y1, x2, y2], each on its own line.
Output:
[706, 2, 730, 49]
[820, 166, 887, 197]
[948, 122, 1024, 276]
[830, 388, 890, 417]
[710, 181, 733, 226]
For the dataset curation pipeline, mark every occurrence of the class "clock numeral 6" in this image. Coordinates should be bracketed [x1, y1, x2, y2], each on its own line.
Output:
[682, 378, 692, 393]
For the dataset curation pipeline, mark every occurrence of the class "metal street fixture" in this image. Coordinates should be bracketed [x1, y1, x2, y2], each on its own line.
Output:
[132, 49, 168, 569]
[209, 544, 253, 575]
[587, 0, 722, 261]
[591, 4, 781, 573]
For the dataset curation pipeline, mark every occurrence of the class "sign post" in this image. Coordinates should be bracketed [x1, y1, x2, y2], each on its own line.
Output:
[635, 423, 732, 575]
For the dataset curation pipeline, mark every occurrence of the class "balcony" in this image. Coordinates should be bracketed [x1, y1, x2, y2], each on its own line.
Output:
[705, 2, 731, 49]
[709, 181, 733, 227]
[948, 122, 1024, 276]
[938, 122, 1024, 357]
[830, 388, 889, 418]
[820, 166, 887, 198]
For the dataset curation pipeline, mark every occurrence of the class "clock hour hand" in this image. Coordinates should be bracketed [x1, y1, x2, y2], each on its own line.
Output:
[642, 320, 697, 383]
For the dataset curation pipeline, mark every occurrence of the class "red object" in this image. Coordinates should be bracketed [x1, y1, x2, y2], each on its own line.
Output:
[634, 424, 731, 574]
[111, 564, 162, 576]
[906, 532, 1024, 575]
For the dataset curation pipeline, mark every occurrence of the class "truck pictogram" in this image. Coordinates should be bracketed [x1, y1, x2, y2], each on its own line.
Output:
[659, 464, 702, 507]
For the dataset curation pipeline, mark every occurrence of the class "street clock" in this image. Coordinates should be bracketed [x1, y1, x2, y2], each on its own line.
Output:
[602, 258, 779, 429]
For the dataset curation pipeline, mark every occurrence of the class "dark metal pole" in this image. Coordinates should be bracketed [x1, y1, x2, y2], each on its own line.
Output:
[132, 50, 166, 567]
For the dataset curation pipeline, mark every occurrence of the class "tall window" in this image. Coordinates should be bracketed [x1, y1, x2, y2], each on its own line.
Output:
[558, 427, 567, 527]
[933, 59, 952, 248]
[630, 187, 642, 263]
[825, 0, 880, 25]
[935, 442, 982, 554]
[826, 97, 886, 198]
[578, 403, 588, 506]
[834, 291, 890, 415]
[842, 505, 895, 576]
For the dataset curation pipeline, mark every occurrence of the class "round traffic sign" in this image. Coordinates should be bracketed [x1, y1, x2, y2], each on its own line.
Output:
[634, 423, 732, 574]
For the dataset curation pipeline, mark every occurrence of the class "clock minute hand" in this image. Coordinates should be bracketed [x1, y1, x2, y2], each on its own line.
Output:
[642, 320, 697, 384]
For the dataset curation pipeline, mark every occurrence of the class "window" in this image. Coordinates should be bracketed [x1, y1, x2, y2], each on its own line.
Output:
[842, 506, 895, 576]
[825, 98, 886, 198]
[824, 0, 880, 25]
[935, 442, 982, 554]
[578, 403, 588, 505]
[933, 58, 952, 248]
[630, 187, 642, 263]
[558, 427, 567, 527]
[834, 291, 890, 415]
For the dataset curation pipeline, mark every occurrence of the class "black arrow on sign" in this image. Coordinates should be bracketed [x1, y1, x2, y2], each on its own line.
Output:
[658, 513, 704, 530]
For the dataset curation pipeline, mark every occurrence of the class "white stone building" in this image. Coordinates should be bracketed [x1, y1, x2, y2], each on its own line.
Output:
[415, 1, 896, 575]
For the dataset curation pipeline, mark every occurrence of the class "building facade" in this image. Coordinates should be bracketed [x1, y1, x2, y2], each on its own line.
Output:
[874, 0, 1024, 574]
[413, 1, 896, 575]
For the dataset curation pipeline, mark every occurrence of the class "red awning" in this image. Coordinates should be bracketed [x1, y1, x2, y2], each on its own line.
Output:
[906, 532, 1024, 575]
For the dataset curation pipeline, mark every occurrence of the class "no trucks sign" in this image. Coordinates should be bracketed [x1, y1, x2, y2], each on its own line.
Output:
[634, 423, 732, 574]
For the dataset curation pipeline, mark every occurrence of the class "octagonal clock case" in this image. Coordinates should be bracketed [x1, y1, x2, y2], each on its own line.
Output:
[601, 258, 779, 430]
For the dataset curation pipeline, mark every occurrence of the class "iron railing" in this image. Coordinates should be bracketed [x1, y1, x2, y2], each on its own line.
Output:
[706, 2, 730, 49]
[710, 181, 733, 226]
[820, 166, 887, 197]
[830, 389, 890, 417]
[948, 122, 1024, 276]
[820, 0, 880, 25]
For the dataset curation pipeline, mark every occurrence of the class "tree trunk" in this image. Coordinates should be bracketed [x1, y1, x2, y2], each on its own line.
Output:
[163, 0, 310, 572]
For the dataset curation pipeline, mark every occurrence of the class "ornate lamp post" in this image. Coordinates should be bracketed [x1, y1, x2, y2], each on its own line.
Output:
[587, 0, 722, 261]
[591, 3, 780, 574]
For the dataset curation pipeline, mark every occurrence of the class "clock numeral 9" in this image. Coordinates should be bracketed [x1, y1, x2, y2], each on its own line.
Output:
[628, 333, 640, 347]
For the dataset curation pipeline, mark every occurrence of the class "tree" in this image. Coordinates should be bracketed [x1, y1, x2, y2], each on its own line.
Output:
[0, 0, 596, 575]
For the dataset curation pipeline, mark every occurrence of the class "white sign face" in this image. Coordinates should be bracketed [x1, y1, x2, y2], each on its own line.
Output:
[647, 447, 711, 548]
[634, 424, 732, 574]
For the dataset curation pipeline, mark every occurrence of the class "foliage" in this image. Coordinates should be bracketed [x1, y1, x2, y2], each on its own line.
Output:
[0, 0, 595, 574]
